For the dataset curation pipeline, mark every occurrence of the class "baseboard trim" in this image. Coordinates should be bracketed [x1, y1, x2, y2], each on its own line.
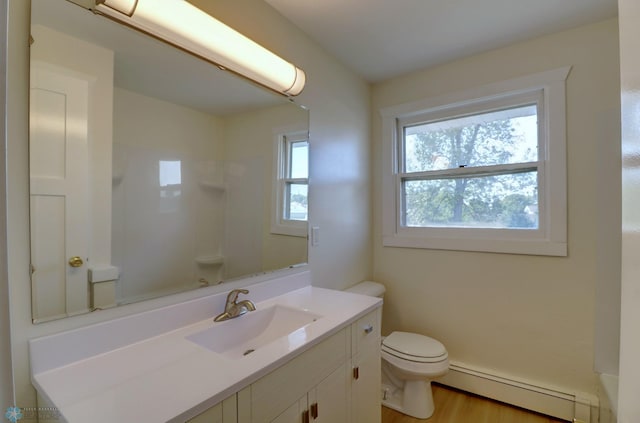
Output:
[437, 361, 598, 423]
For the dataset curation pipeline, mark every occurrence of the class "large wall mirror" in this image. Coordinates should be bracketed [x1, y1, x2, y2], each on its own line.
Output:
[29, 0, 309, 323]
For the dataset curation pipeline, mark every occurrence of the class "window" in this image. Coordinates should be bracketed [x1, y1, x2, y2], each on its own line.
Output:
[159, 160, 182, 212]
[381, 67, 570, 256]
[272, 130, 309, 237]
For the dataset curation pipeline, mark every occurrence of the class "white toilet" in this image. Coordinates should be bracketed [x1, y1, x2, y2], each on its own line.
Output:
[346, 281, 449, 420]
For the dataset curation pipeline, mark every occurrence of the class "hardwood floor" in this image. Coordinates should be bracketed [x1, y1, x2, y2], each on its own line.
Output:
[381, 384, 569, 423]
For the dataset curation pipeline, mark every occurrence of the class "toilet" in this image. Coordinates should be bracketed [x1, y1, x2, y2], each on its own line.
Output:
[345, 281, 449, 419]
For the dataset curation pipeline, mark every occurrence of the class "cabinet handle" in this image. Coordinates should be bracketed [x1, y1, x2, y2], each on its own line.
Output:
[353, 366, 360, 380]
[310, 402, 318, 419]
[302, 409, 310, 423]
[363, 325, 373, 334]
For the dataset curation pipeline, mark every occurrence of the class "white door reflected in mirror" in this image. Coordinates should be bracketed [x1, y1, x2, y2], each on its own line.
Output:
[30, 64, 90, 322]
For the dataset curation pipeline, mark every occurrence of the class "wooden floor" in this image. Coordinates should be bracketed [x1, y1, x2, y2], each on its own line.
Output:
[382, 384, 569, 423]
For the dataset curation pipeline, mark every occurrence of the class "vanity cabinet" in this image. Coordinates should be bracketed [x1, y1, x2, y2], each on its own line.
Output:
[187, 394, 237, 423]
[187, 306, 381, 423]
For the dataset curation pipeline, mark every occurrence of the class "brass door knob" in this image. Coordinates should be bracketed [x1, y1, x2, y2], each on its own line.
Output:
[68, 256, 84, 268]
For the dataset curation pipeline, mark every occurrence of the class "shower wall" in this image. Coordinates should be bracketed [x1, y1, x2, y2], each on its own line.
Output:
[112, 87, 225, 304]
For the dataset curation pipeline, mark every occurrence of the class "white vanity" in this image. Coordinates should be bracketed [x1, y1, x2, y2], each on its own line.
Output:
[29, 271, 382, 423]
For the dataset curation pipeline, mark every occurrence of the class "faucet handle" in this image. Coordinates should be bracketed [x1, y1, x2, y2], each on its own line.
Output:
[227, 288, 249, 303]
[215, 289, 254, 321]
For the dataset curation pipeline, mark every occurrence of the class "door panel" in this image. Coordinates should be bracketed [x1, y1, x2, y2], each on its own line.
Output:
[29, 196, 66, 319]
[30, 63, 90, 321]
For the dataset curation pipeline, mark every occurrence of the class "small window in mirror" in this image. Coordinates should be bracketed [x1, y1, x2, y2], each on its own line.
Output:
[159, 160, 182, 187]
[273, 131, 308, 236]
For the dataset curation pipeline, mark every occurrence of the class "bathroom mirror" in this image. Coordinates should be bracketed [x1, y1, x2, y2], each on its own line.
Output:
[29, 0, 309, 323]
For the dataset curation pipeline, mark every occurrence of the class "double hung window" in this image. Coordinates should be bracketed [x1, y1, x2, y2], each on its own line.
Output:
[272, 130, 308, 237]
[381, 68, 570, 255]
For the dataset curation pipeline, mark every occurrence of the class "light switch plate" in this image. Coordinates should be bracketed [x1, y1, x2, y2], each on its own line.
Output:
[311, 226, 320, 246]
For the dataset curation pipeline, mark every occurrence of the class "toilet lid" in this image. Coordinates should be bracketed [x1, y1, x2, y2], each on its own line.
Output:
[382, 331, 447, 361]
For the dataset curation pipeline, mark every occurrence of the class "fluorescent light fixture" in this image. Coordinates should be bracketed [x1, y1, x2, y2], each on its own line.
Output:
[94, 0, 306, 96]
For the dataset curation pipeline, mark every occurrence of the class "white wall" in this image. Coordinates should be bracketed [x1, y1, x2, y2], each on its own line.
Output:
[5, 0, 371, 414]
[0, 0, 15, 411]
[618, 0, 640, 420]
[372, 19, 620, 396]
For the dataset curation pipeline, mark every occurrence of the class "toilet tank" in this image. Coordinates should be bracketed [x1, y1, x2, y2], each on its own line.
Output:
[345, 281, 386, 298]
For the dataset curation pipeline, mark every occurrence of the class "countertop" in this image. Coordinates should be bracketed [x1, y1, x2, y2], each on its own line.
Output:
[30, 278, 381, 423]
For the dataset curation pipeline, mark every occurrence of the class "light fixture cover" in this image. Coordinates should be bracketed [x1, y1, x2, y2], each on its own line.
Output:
[95, 0, 306, 96]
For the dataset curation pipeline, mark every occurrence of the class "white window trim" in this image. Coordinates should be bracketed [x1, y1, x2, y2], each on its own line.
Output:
[271, 126, 308, 237]
[380, 67, 571, 256]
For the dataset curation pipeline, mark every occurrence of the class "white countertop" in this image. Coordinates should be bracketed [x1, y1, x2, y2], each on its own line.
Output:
[30, 274, 381, 423]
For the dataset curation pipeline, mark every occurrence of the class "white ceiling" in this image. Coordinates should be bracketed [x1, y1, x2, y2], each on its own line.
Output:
[265, 0, 618, 82]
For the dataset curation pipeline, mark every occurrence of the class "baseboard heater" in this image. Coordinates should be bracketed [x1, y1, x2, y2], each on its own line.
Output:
[438, 361, 598, 423]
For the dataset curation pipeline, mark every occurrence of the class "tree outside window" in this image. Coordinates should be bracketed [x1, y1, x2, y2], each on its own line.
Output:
[401, 105, 539, 229]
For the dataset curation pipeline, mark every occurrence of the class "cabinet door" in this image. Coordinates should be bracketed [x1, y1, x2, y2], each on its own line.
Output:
[187, 402, 222, 423]
[250, 329, 348, 422]
[352, 349, 381, 423]
[271, 395, 307, 423]
[312, 362, 349, 423]
[351, 307, 382, 423]
[188, 394, 237, 423]
[269, 363, 348, 423]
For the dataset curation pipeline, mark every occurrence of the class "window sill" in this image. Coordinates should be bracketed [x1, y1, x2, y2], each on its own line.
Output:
[383, 234, 567, 256]
[270, 224, 307, 238]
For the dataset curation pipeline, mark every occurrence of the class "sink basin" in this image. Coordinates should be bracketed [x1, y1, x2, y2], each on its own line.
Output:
[186, 305, 322, 359]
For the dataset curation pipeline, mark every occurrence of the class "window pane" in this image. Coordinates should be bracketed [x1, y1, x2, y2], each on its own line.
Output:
[289, 141, 309, 179]
[159, 160, 181, 187]
[403, 105, 538, 172]
[285, 183, 308, 221]
[403, 171, 538, 229]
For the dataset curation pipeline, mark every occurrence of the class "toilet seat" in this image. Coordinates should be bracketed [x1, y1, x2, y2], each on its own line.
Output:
[382, 331, 448, 363]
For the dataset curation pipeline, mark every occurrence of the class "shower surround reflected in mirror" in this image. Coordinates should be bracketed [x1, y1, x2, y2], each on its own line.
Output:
[29, 0, 309, 323]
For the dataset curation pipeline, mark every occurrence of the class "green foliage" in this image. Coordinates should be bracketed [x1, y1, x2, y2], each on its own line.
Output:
[404, 118, 538, 228]
[501, 194, 537, 228]
[291, 193, 307, 206]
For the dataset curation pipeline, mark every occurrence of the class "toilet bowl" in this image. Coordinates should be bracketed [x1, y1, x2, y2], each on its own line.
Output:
[345, 281, 449, 419]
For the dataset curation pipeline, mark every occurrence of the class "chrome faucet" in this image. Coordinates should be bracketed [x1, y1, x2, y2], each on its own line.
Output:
[213, 289, 256, 322]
